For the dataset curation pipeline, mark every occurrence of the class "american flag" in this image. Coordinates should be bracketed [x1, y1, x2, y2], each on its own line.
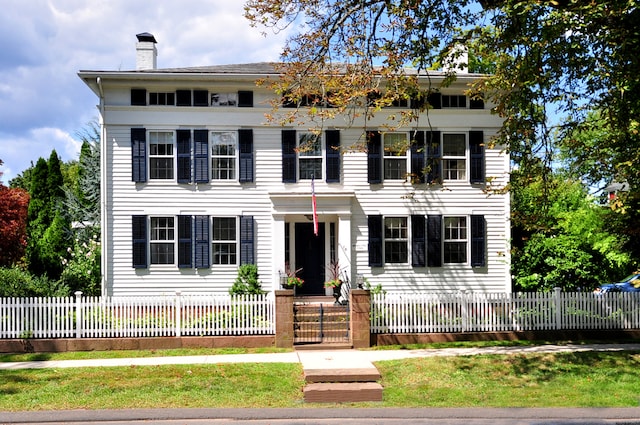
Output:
[312, 175, 318, 236]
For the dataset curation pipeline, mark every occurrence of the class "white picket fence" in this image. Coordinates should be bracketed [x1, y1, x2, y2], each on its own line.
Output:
[371, 289, 640, 333]
[0, 292, 275, 339]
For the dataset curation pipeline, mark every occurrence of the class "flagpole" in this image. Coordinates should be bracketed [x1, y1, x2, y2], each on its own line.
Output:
[312, 174, 318, 236]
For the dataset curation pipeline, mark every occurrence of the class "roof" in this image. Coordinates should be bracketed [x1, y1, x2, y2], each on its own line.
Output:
[79, 62, 486, 78]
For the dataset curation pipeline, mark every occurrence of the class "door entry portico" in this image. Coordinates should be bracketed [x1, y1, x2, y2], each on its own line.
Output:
[294, 222, 325, 296]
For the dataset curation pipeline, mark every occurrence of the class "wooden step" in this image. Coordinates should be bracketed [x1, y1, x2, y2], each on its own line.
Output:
[304, 382, 383, 403]
[304, 367, 381, 383]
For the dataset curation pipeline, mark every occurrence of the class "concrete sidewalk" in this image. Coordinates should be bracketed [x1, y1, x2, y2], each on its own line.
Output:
[1, 343, 640, 370]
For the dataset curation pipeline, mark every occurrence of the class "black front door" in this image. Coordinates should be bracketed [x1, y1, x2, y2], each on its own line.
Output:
[295, 222, 325, 295]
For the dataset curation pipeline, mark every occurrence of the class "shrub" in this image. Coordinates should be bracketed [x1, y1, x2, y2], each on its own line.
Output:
[0, 267, 69, 297]
[229, 264, 265, 295]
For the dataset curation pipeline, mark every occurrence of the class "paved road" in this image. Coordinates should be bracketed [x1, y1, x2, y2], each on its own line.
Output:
[3, 407, 640, 425]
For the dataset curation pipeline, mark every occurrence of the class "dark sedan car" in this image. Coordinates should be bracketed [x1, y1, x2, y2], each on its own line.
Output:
[594, 273, 640, 294]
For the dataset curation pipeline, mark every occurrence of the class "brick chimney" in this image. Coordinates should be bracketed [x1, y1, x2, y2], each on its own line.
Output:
[136, 32, 157, 70]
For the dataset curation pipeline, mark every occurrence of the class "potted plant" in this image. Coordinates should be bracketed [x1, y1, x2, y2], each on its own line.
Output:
[281, 264, 304, 290]
[324, 260, 343, 304]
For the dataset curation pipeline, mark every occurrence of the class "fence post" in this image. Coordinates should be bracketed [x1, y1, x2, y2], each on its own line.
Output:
[274, 289, 294, 348]
[350, 289, 371, 348]
[74, 291, 83, 339]
[554, 287, 562, 330]
[460, 290, 469, 333]
[175, 291, 182, 338]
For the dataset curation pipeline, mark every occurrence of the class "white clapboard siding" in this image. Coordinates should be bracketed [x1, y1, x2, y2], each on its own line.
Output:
[94, 69, 510, 295]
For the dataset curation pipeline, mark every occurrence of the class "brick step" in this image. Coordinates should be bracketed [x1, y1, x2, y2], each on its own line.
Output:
[303, 382, 383, 403]
[304, 367, 381, 383]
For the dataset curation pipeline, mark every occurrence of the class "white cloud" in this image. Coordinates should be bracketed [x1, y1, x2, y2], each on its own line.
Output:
[0, 0, 290, 184]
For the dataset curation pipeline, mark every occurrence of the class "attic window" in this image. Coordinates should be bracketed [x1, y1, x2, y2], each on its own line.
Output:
[149, 92, 175, 105]
[442, 95, 467, 108]
[211, 93, 237, 106]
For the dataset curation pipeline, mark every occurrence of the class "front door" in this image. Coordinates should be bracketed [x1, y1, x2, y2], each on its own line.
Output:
[294, 222, 325, 295]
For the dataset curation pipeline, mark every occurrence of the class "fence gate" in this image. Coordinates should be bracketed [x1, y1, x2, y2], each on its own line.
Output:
[293, 303, 350, 345]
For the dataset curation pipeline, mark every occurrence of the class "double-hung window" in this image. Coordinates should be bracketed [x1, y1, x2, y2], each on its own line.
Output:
[211, 131, 237, 180]
[150, 217, 175, 265]
[149, 131, 174, 180]
[444, 216, 467, 264]
[298, 133, 322, 180]
[213, 217, 237, 265]
[442, 133, 466, 181]
[384, 217, 408, 263]
[383, 133, 408, 180]
[368, 214, 485, 268]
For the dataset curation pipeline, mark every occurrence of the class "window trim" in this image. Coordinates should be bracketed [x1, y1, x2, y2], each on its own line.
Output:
[298, 132, 324, 181]
[210, 130, 239, 181]
[212, 216, 238, 266]
[149, 216, 176, 266]
[382, 132, 409, 181]
[441, 132, 467, 182]
[148, 130, 176, 181]
[443, 216, 468, 265]
[383, 216, 409, 264]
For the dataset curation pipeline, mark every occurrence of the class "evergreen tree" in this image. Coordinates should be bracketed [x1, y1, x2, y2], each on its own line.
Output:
[25, 151, 71, 280]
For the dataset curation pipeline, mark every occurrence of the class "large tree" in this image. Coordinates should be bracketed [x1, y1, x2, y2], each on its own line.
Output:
[26, 151, 71, 280]
[244, 0, 639, 185]
[0, 184, 29, 267]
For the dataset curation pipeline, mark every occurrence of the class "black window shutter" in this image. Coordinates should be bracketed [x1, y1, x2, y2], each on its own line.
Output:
[239, 129, 254, 183]
[410, 131, 425, 183]
[325, 130, 341, 183]
[367, 131, 382, 184]
[240, 216, 255, 265]
[427, 92, 442, 109]
[131, 89, 147, 106]
[193, 90, 208, 106]
[469, 98, 485, 109]
[426, 215, 442, 267]
[282, 130, 297, 183]
[238, 91, 254, 107]
[426, 131, 441, 183]
[132, 215, 148, 268]
[176, 90, 192, 106]
[194, 130, 209, 183]
[368, 215, 383, 267]
[470, 215, 486, 267]
[469, 130, 485, 184]
[411, 215, 426, 267]
[178, 215, 193, 268]
[131, 128, 147, 183]
[194, 215, 210, 268]
[177, 130, 192, 183]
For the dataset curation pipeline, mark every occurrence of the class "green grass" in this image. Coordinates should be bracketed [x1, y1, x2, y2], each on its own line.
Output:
[377, 351, 640, 408]
[0, 363, 305, 410]
[2, 349, 640, 410]
[0, 346, 290, 363]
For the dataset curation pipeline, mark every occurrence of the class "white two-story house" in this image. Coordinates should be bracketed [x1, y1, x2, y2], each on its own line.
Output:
[78, 33, 510, 297]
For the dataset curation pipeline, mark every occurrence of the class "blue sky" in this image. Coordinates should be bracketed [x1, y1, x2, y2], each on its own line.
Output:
[0, 0, 289, 184]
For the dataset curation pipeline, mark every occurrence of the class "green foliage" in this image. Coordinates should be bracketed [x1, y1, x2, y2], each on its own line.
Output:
[60, 234, 101, 296]
[229, 264, 265, 295]
[0, 267, 69, 297]
[25, 151, 72, 281]
[511, 172, 631, 291]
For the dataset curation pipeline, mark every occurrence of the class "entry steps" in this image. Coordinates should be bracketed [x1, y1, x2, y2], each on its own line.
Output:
[297, 349, 384, 403]
[294, 304, 350, 344]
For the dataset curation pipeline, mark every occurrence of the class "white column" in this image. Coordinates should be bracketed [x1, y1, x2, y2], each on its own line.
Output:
[272, 215, 286, 291]
[337, 214, 352, 285]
